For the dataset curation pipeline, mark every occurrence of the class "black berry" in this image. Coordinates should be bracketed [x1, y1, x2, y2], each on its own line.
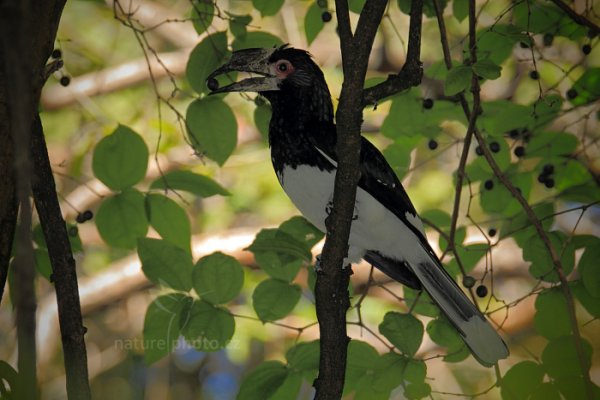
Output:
[76, 213, 86, 224]
[423, 98, 434, 109]
[509, 129, 520, 139]
[542, 164, 554, 175]
[484, 179, 494, 190]
[543, 33, 554, 47]
[476, 284, 488, 297]
[537, 174, 548, 184]
[68, 226, 78, 237]
[488, 228, 497, 237]
[567, 88, 578, 100]
[60, 76, 71, 87]
[206, 77, 219, 91]
[83, 210, 93, 221]
[490, 141, 500, 153]
[529, 70, 539, 80]
[582, 44, 592, 55]
[463, 276, 476, 288]
[544, 178, 555, 188]
[321, 11, 332, 22]
[51, 49, 62, 59]
[514, 146, 525, 157]
[475, 145, 484, 156]
[428, 139, 438, 150]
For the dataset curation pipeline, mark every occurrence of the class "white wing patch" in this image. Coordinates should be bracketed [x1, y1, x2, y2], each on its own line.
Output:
[314, 146, 337, 167]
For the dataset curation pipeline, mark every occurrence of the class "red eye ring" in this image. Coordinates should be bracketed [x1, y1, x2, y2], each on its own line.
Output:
[275, 60, 293, 75]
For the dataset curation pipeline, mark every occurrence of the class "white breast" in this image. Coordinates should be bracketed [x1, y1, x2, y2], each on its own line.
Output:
[279, 165, 427, 265]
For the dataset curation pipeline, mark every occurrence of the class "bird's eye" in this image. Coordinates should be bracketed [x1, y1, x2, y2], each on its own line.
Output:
[278, 62, 288, 72]
[275, 60, 293, 76]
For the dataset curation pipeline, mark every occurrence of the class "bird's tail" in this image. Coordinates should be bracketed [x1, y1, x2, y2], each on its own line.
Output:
[409, 244, 509, 367]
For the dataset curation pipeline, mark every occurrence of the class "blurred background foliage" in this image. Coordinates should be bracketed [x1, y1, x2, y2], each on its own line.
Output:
[1, 0, 599, 398]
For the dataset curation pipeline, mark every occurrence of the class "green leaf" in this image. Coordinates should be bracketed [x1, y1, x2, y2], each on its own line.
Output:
[472, 59, 501, 80]
[523, 231, 575, 282]
[383, 139, 416, 180]
[500, 361, 545, 400]
[181, 300, 235, 351]
[247, 228, 312, 281]
[229, 14, 252, 39]
[534, 288, 571, 339]
[381, 90, 435, 138]
[479, 101, 531, 136]
[541, 335, 592, 379]
[193, 252, 244, 304]
[143, 293, 192, 364]
[404, 358, 427, 383]
[349, 0, 366, 13]
[354, 373, 392, 400]
[305, 2, 325, 45]
[554, 160, 593, 192]
[572, 280, 600, 317]
[0, 360, 18, 398]
[371, 352, 407, 391]
[444, 65, 471, 96]
[34, 248, 52, 280]
[150, 170, 229, 197]
[404, 287, 439, 317]
[145, 194, 191, 253]
[138, 238, 193, 291]
[252, 279, 301, 321]
[252, 0, 284, 16]
[186, 32, 229, 95]
[476, 25, 526, 65]
[379, 312, 423, 356]
[579, 242, 600, 298]
[568, 68, 600, 106]
[92, 125, 148, 190]
[525, 131, 578, 158]
[453, 0, 468, 22]
[554, 377, 600, 400]
[190, 0, 214, 35]
[237, 361, 288, 400]
[96, 189, 148, 249]
[479, 171, 532, 216]
[186, 97, 237, 166]
[232, 31, 283, 51]
[286, 340, 320, 372]
[405, 382, 432, 400]
[427, 317, 464, 354]
[269, 372, 303, 400]
[254, 103, 271, 140]
[344, 340, 380, 395]
[530, 383, 562, 400]
[279, 216, 324, 249]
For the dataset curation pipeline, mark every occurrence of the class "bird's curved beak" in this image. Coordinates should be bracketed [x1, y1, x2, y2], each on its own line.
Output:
[207, 48, 280, 94]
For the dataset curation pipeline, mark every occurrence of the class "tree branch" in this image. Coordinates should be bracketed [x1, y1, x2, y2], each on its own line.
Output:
[313, 0, 391, 399]
[361, 0, 424, 107]
[548, 0, 600, 36]
[31, 115, 92, 399]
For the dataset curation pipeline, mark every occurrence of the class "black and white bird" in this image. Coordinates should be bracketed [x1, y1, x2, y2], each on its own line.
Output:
[207, 45, 508, 367]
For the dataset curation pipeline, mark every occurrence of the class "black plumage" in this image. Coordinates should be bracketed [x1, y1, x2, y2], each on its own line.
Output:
[207, 45, 508, 367]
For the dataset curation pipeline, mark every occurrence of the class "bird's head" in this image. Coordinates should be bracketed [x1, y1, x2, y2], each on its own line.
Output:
[207, 45, 333, 121]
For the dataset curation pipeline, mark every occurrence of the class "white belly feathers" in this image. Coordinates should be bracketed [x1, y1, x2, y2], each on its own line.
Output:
[278, 165, 425, 264]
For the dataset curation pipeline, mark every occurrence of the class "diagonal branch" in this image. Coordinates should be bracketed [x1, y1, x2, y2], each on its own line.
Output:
[548, 0, 600, 36]
[362, 0, 424, 106]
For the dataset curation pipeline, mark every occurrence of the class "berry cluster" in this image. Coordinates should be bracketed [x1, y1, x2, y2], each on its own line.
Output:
[76, 210, 94, 223]
[537, 163, 555, 188]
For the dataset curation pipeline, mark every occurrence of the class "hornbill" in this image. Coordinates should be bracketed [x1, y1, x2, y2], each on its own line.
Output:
[207, 45, 509, 367]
